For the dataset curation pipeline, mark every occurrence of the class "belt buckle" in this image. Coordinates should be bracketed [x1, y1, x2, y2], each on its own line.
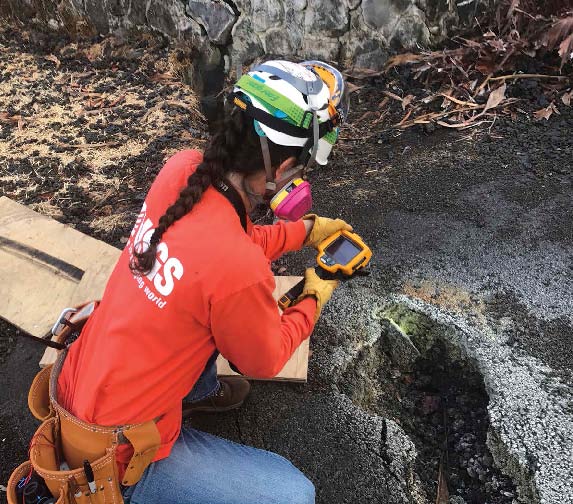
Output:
[51, 307, 78, 336]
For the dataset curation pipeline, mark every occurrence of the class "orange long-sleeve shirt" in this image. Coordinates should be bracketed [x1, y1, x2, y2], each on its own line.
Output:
[57, 149, 316, 472]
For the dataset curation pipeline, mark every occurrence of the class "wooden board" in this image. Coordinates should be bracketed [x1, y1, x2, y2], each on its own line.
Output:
[0, 197, 309, 381]
[0, 196, 121, 339]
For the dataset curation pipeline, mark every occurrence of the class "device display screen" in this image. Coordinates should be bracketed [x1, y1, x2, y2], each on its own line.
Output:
[325, 236, 362, 265]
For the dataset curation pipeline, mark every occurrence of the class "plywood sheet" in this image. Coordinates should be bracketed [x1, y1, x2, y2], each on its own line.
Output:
[0, 196, 120, 338]
[0, 197, 310, 381]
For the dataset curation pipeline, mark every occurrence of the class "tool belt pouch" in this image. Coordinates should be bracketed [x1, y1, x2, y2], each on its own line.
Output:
[6, 417, 123, 504]
[28, 364, 53, 422]
[8, 301, 159, 504]
[30, 416, 121, 504]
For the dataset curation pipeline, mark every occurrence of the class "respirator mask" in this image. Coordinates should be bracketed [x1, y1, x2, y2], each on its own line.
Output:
[269, 177, 312, 221]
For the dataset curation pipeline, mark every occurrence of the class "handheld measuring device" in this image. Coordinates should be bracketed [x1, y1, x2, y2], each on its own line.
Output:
[278, 229, 372, 310]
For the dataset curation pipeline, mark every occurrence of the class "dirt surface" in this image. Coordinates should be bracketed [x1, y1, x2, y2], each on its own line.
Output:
[1, 25, 572, 504]
[0, 26, 207, 245]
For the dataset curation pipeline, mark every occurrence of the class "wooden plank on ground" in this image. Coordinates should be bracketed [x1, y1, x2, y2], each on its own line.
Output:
[0, 196, 120, 339]
[0, 197, 310, 381]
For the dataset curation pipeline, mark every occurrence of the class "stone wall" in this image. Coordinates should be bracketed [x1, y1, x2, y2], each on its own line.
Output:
[1, 0, 492, 71]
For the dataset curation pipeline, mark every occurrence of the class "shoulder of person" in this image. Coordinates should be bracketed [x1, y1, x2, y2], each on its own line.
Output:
[161, 149, 204, 177]
[147, 149, 204, 202]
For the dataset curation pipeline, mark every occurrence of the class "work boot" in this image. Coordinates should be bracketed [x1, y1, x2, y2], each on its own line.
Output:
[182, 377, 251, 417]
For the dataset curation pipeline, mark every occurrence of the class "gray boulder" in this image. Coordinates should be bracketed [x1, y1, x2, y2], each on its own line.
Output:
[186, 0, 237, 45]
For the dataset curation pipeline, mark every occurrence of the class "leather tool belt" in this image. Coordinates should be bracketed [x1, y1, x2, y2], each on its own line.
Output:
[7, 302, 162, 504]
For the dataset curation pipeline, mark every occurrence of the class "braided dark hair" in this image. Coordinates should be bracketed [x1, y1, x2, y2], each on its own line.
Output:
[130, 106, 301, 275]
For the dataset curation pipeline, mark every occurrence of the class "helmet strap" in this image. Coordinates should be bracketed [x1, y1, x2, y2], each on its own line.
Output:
[307, 110, 320, 169]
[254, 63, 324, 96]
[259, 135, 276, 194]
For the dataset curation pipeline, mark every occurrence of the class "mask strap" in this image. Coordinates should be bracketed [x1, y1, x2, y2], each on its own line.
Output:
[259, 136, 276, 193]
[242, 177, 267, 209]
[276, 163, 304, 183]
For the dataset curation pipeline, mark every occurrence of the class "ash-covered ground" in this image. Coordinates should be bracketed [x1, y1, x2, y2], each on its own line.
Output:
[1, 25, 572, 504]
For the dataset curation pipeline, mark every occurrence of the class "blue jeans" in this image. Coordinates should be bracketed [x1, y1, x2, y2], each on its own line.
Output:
[121, 353, 315, 504]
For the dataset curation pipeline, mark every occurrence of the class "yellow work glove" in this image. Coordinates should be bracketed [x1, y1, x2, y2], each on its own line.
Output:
[297, 267, 339, 323]
[303, 214, 353, 249]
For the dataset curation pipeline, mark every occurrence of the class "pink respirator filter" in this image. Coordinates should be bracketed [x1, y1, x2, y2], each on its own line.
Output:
[273, 181, 312, 221]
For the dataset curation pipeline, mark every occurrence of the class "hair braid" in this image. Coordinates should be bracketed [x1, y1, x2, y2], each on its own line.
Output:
[130, 106, 302, 276]
[130, 161, 213, 275]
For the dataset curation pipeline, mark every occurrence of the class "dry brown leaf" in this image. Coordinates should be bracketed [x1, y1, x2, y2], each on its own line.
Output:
[84, 43, 103, 62]
[544, 16, 573, 50]
[345, 67, 384, 79]
[558, 33, 573, 67]
[483, 83, 506, 113]
[384, 52, 426, 70]
[533, 102, 559, 121]
[402, 94, 415, 110]
[378, 97, 390, 109]
[382, 90, 404, 102]
[150, 72, 176, 82]
[0, 112, 21, 124]
[346, 82, 364, 94]
[44, 54, 61, 68]
[562, 90, 572, 106]
[435, 458, 449, 504]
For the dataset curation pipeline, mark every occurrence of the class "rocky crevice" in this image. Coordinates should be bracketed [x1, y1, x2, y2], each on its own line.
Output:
[338, 304, 527, 503]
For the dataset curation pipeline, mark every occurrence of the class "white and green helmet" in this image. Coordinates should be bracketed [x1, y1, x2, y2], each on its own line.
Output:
[230, 60, 349, 189]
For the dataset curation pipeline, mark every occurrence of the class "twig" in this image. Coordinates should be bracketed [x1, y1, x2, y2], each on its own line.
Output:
[54, 141, 122, 150]
[395, 106, 483, 129]
[108, 94, 126, 108]
[488, 115, 497, 134]
[373, 110, 389, 124]
[439, 94, 480, 108]
[489, 73, 568, 81]
[398, 108, 414, 125]
[475, 74, 492, 95]
[164, 100, 198, 113]
[437, 119, 489, 129]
